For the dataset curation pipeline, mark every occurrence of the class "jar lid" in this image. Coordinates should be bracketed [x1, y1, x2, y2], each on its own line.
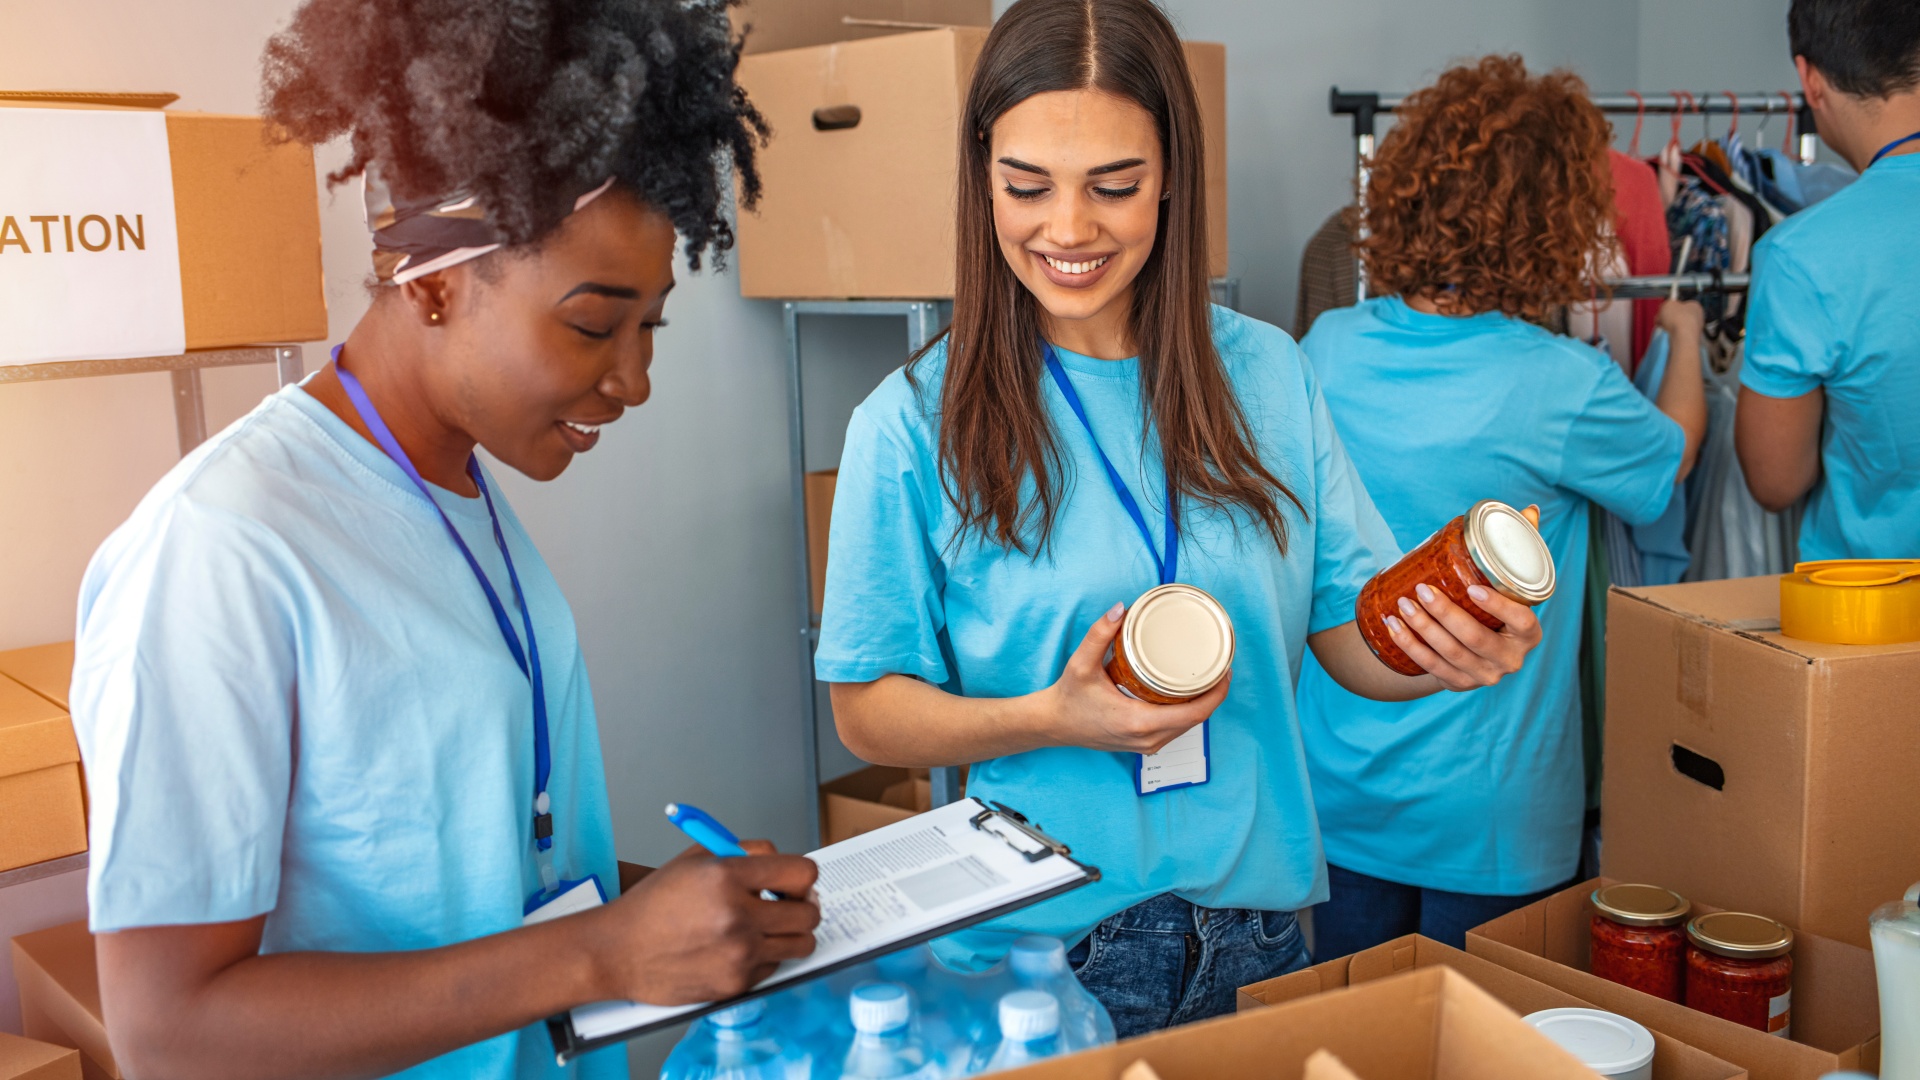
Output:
[1523, 1009, 1657, 1076]
[1592, 883, 1691, 927]
[1123, 584, 1235, 696]
[1688, 911, 1794, 959]
[1464, 500, 1556, 603]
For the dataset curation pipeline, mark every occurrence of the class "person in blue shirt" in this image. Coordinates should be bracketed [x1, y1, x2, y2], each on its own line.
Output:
[816, 0, 1543, 1038]
[69, 4, 819, 1078]
[1294, 56, 1708, 959]
[1736, 0, 1920, 558]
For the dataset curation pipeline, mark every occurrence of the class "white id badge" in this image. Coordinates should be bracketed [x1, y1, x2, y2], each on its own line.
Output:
[1135, 722, 1209, 795]
[523, 875, 607, 927]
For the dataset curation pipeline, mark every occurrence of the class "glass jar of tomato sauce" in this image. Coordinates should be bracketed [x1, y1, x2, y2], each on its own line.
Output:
[1685, 911, 1794, 1036]
[1106, 584, 1234, 704]
[1589, 884, 1690, 1002]
[1356, 500, 1556, 676]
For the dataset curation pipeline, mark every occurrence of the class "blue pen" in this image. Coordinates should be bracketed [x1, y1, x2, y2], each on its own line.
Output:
[665, 803, 790, 901]
[665, 802, 751, 857]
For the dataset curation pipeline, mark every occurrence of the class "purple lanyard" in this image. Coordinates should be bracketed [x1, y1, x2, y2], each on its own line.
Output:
[330, 346, 554, 854]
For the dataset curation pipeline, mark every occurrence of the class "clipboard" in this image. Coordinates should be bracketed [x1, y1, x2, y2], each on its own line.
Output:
[548, 796, 1099, 1063]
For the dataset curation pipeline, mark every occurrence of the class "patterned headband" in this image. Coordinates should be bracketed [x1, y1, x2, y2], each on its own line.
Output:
[363, 168, 616, 285]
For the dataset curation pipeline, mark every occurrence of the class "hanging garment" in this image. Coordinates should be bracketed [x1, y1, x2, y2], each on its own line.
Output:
[1294, 208, 1358, 339]
[1625, 330, 1693, 585]
[1682, 341, 1804, 581]
[1755, 149, 1857, 212]
[1668, 180, 1730, 273]
[1609, 151, 1672, 367]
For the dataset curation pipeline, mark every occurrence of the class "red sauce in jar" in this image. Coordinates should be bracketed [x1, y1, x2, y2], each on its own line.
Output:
[1589, 883, 1691, 1002]
[1684, 912, 1794, 1036]
[1357, 500, 1555, 676]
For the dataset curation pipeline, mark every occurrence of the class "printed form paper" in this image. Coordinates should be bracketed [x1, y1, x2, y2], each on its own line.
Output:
[1137, 723, 1206, 793]
[569, 798, 1086, 1041]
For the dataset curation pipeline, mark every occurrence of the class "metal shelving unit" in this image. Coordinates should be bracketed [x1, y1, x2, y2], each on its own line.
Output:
[1, 345, 307, 454]
[0, 852, 87, 892]
[783, 300, 954, 847]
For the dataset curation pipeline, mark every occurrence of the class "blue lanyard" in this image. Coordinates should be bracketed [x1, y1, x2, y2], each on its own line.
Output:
[1869, 131, 1920, 168]
[1042, 344, 1178, 585]
[331, 347, 554, 855]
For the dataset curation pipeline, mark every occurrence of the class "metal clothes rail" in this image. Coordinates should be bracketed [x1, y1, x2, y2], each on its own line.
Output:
[1328, 87, 1814, 301]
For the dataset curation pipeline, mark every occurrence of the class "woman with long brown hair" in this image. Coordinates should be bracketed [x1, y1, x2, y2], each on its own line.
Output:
[1295, 56, 1706, 960]
[816, 0, 1541, 1036]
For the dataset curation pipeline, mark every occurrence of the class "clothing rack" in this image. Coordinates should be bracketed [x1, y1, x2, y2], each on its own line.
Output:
[1329, 88, 1815, 301]
[1603, 272, 1750, 299]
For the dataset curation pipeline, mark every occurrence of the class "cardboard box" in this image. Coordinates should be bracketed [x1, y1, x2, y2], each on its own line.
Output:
[0, 641, 75, 711]
[806, 469, 837, 614]
[0, 1035, 79, 1080]
[0, 95, 327, 364]
[821, 765, 926, 843]
[1466, 877, 1880, 1080]
[1240, 935, 1747, 1080]
[994, 966, 1603, 1080]
[11, 921, 120, 1080]
[732, 0, 990, 55]
[736, 31, 1227, 298]
[1601, 578, 1920, 949]
[0, 676, 85, 873]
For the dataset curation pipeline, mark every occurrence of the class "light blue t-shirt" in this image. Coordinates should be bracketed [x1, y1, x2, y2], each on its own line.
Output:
[1296, 298, 1684, 895]
[1740, 152, 1920, 562]
[815, 307, 1399, 958]
[72, 385, 626, 1080]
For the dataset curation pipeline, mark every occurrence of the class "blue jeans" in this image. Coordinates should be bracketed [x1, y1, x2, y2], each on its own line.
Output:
[1065, 893, 1309, 1038]
[1310, 863, 1569, 960]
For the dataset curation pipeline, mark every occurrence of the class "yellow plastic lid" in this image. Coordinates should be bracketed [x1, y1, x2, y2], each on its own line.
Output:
[1779, 559, 1920, 645]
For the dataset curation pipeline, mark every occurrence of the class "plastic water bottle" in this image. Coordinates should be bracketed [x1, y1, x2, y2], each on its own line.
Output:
[975, 991, 1062, 1074]
[874, 947, 972, 1077]
[1007, 936, 1116, 1051]
[841, 983, 942, 1080]
[660, 999, 808, 1080]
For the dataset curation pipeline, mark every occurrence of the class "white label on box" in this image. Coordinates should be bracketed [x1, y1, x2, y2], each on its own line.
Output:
[0, 108, 185, 366]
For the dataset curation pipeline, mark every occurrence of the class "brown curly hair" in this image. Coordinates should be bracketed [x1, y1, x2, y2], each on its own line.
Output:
[1359, 55, 1617, 321]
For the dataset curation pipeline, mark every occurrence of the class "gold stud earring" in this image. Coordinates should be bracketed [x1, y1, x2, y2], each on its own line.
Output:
[429, 311, 441, 323]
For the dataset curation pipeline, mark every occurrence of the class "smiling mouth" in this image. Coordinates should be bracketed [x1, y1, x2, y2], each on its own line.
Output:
[1040, 253, 1110, 275]
[560, 421, 602, 438]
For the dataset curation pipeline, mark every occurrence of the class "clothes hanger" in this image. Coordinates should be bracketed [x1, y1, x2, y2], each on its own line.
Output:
[1626, 90, 1647, 159]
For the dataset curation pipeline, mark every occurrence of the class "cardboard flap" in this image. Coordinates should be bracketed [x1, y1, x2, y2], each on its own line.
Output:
[0, 641, 75, 711]
[0, 1031, 80, 1077]
[1304, 1050, 1365, 1080]
[1614, 579, 1920, 662]
[0, 677, 77, 777]
[11, 921, 114, 1075]
[0, 90, 178, 109]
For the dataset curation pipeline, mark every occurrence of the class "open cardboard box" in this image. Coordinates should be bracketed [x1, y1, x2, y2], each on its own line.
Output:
[0, 675, 86, 874]
[1601, 578, 1920, 950]
[1238, 935, 1746, 1080]
[731, 0, 990, 55]
[994, 966, 1603, 1080]
[0, 1033, 79, 1080]
[1466, 877, 1879, 1080]
[11, 921, 120, 1080]
[820, 765, 966, 844]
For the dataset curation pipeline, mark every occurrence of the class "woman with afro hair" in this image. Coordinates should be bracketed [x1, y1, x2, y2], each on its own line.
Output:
[66, 2, 819, 1077]
[1295, 55, 1707, 958]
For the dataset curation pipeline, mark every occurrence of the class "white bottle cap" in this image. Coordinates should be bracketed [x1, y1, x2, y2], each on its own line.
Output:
[998, 991, 1060, 1041]
[1524, 1009, 1656, 1080]
[850, 983, 912, 1034]
[1008, 935, 1067, 978]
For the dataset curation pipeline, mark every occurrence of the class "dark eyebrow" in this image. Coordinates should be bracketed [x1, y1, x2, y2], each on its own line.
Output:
[558, 282, 639, 302]
[996, 156, 1149, 177]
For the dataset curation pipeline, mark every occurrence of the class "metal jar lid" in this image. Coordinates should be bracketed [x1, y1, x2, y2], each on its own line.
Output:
[1687, 911, 1794, 959]
[1123, 584, 1235, 697]
[1464, 499, 1556, 603]
[1592, 884, 1691, 928]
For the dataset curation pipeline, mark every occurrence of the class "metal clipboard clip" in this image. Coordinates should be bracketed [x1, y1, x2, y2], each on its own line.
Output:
[970, 802, 1072, 863]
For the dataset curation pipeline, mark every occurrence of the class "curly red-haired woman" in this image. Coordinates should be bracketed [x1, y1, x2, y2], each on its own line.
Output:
[1296, 55, 1708, 956]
